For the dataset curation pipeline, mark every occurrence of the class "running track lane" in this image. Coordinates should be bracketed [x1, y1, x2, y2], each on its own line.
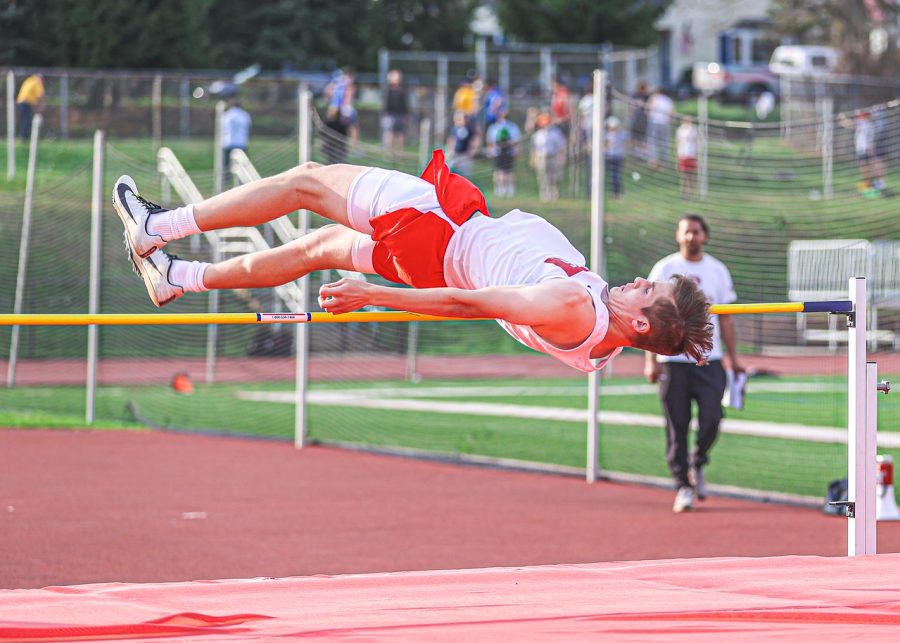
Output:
[2, 428, 900, 589]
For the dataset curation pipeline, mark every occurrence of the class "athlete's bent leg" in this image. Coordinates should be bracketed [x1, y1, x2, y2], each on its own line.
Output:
[202, 224, 366, 290]
[194, 163, 368, 231]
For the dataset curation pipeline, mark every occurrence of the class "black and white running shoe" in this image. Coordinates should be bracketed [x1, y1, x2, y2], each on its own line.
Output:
[113, 175, 170, 259]
[127, 247, 185, 308]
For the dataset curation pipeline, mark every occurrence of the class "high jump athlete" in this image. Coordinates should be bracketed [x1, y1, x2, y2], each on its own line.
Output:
[113, 150, 712, 372]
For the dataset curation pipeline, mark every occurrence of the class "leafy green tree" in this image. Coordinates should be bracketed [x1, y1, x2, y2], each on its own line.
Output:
[206, 0, 476, 71]
[0, 0, 476, 71]
[496, 0, 669, 47]
[0, 0, 213, 68]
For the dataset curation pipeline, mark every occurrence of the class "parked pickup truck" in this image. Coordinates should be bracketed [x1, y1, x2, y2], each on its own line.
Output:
[686, 62, 779, 104]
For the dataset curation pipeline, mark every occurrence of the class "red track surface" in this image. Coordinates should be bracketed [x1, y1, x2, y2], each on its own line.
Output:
[4, 351, 898, 385]
[3, 428, 900, 590]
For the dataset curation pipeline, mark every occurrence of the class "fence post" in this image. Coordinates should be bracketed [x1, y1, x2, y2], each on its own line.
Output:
[86, 130, 105, 423]
[295, 83, 312, 449]
[213, 100, 225, 194]
[587, 70, 607, 483]
[180, 77, 190, 138]
[540, 47, 553, 99]
[475, 37, 488, 84]
[436, 56, 448, 141]
[499, 54, 510, 99]
[378, 48, 389, 96]
[152, 74, 162, 150]
[418, 117, 431, 170]
[7, 114, 41, 388]
[59, 73, 69, 139]
[699, 91, 709, 198]
[206, 249, 220, 385]
[6, 70, 14, 180]
[821, 96, 833, 199]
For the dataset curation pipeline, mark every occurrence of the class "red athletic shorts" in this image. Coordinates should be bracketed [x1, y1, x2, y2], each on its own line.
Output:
[678, 157, 697, 173]
[365, 150, 489, 288]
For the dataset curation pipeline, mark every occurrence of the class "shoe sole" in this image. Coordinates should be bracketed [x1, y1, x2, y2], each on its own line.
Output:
[112, 175, 161, 259]
[127, 246, 179, 308]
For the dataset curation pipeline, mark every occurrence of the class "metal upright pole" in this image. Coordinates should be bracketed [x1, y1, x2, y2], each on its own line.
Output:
[295, 83, 312, 449]
[418, 117, 431, 170]
[848, 277, 876, 555]
[540, 47, 553, 99]
[699, 91, 709, 198]
[587, 70, 607, 483]
[7, 114, 41, 388]
[6, 71, 14, 180]
[59, 73, 69, 140]
[152, 74, 162, 151]
[436, 56, 448, 142]
[180, 78, 190, 138]
[86, 130, 105, 423]
[213, 100, 225, 194]
[378, 48, 390, 97]
[822, 97, 833, 199]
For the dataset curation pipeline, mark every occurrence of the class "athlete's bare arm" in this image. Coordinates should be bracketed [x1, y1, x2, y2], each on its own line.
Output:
[318, 277, 596, 348]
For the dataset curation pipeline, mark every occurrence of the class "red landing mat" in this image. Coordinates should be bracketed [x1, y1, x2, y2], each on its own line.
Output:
[2, 554, 900, 641]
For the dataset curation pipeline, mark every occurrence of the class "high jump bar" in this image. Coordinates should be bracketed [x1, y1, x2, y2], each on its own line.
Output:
[0, 301, 853, 326]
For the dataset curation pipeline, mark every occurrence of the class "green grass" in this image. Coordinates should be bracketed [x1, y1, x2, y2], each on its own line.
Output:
[3, 375, 896, 499]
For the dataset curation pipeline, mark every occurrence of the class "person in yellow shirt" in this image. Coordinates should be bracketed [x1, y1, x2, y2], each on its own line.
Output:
[452, 77, 477, 118]
[16, 74, 45, 140]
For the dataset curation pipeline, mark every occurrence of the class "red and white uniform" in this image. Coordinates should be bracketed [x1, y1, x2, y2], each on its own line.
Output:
[347, 151, 621, 372]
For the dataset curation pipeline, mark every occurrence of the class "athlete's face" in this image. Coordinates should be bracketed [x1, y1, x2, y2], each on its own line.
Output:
[609, 278, 673, 334]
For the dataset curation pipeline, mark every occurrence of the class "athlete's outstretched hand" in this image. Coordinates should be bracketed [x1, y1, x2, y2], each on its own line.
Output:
[318, 278, 375, 315]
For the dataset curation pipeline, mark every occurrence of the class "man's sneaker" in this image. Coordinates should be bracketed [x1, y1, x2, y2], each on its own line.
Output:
[690, 467, 707, 501]
[672, 486, 694, 513]
[113, 175, 170, 259]
[128, 248, 184, 308]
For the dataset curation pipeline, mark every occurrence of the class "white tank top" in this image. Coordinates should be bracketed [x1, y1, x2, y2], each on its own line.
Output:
[444, 210, 622, 372]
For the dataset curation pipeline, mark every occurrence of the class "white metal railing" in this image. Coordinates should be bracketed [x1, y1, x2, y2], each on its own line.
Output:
[156, 146, 305, 312]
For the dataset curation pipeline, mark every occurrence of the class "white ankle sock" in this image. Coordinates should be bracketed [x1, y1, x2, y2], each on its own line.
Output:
[169, 258, 210, 293]
[148, 204, 201, 241]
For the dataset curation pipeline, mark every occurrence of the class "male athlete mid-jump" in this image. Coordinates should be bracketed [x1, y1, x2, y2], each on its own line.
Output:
[113, 150, 712, 372]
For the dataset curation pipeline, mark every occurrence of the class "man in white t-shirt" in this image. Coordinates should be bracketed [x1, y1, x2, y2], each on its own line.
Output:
[112, 152, 713, 373]
[645, 215, 744, 512]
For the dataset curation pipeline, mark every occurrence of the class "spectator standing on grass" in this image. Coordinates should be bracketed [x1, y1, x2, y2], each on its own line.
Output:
[629, 81, 650, 161]
[551, 80, 572, 138]
[446, 110, 479, 178]
[646, 87, 674, 168]
[382, 69, 409, 158]
[852, 111, 886, 192]
[452, 75, 478, 121]
[482, 79, 506, 133]
[16, 73, 44, 140]
[323, 68, 357, 164]
[485, 109, 521, 198]
[220, 99, 252, 186]
[644, 214, 744, 513]
[675, 116, 698, 198]
[604, 116, 626, 199]
[531, 112, 567, 202]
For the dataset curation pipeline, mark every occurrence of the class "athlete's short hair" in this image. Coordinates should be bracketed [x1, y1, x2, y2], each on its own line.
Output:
[633, 274, 713, 362]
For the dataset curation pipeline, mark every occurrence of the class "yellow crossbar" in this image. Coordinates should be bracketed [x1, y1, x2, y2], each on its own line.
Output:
[0, 301, 849, 326]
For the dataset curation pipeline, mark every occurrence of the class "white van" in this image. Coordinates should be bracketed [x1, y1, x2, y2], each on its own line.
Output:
[769, 45, 839, 76]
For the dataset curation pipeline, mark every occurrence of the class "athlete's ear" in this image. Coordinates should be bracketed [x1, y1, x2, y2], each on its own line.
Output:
[631, 314, 651, 335]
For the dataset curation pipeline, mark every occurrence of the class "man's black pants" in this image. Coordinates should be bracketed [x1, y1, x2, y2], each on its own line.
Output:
[658, 360, 727, 487]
